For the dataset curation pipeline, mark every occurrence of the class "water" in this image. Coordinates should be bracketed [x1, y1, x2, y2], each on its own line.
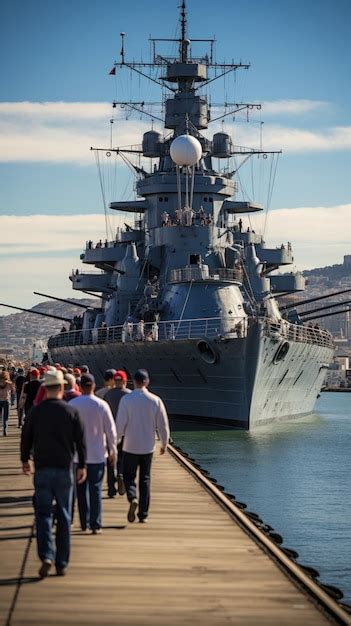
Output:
[172, 393, 351, 602]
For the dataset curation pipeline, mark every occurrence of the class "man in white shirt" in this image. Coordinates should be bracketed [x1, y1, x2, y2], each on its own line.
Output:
[116, 369, 170, 523]
[71, 374, 117, 534]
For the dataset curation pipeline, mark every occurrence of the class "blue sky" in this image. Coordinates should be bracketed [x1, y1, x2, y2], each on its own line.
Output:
[0, 0, 350, 312]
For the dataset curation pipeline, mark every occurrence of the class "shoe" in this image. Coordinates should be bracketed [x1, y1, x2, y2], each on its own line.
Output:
[39, 559, 52, 578]
[117, 475, 126, 496]
[139, 517, 148, 523]
[108, 491, 117, 498]
[91, 528, 102, 535]
[128, 498, 138, 523]
[56, 566, 67, 576]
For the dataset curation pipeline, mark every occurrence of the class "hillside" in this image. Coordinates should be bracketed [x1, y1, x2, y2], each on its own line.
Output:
[0, 298, 99, 361]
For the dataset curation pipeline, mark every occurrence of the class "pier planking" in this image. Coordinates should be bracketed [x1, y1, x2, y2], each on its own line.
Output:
[0, 410, 346, 625]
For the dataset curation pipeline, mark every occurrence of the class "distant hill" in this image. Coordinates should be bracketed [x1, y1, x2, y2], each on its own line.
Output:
[0, 298, 100, 359]
[303, 262, 351, 280]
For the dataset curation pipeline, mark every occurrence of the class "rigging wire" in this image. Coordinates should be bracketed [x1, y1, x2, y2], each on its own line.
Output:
[94, 150, 110, 240]
[263, 153, 280, 237]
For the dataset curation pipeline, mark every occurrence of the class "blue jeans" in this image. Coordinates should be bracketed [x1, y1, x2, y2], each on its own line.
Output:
[123, 452, 153, 521]
[0, 400, 9, 435]
[76, 463, 105, 530]
[34, 467, 73, 568]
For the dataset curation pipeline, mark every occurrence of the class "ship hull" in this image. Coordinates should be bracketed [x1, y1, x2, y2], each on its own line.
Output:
[49, 321, 333, 430]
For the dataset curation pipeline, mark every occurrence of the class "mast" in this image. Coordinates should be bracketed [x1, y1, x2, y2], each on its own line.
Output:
[180, 1, 188, 63]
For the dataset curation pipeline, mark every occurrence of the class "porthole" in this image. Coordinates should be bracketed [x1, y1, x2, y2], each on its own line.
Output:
[273, 340, 290, 364]
[197, 339, 219, 364]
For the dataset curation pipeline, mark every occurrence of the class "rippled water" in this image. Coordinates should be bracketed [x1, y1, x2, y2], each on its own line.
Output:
[172, 393, 351, 602]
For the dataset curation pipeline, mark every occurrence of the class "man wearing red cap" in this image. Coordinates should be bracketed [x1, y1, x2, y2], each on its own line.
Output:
[19, 368, 41, 419]
[105, 370, 131, 496]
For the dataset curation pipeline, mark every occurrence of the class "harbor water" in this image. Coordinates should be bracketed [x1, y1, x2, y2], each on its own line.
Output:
[172, 392, 351, 602]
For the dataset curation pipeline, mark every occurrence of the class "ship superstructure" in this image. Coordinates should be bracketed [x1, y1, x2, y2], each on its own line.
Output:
[48, 2, 334, 428]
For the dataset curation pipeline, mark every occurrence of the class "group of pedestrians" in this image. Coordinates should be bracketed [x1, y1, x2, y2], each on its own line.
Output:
[19, 364, 170, 579]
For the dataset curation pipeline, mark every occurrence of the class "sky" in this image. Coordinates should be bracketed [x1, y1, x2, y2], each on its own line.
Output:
[0, 0, 350, 313]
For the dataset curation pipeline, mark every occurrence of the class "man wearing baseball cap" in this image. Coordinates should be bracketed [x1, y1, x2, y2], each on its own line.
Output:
[116, 369, 170, 523]
[95, 369, 116, 400]
[70, 373, 117, 533]
[105, 370, 131, 497]
[20, 368, 86, 578]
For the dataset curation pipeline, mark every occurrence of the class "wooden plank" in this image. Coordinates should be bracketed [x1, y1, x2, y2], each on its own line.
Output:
[0, 409, 344, 625]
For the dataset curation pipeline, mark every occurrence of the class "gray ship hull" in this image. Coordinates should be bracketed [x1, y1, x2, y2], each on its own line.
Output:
[49, 321, 333, 429]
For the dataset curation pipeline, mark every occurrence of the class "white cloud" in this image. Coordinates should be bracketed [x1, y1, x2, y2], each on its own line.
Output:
[0, 101, 150, 164]
[0, 213, 130, 312]
[0, 101, 350, 164]
[249, 203, 351, 269]
[0, 214, 127, 254]
[261, 99, 328, 116]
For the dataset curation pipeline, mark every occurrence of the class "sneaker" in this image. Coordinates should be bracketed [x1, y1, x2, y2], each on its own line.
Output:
[139, 517, 148, 524]
[39, 559, 52, 578]
[56, 566, 67, 576]
[117, 475, 126, 496]
[127, 498, 138, 523]
[91, 528, 102, 535]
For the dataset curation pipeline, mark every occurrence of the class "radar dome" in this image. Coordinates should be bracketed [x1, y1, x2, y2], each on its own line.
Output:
[170, 135, 202, 166]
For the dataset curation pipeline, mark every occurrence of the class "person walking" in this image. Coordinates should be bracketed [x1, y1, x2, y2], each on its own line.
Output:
[70, 374, 117, 533]
[15, 367, 26, 428]
[0, 371, 14, 436]
[104, 370, 131, 497]
[116, 369, 170, 524]
[19, 368, 41, 420]
[20, 368, 86, 578]
[95, 369, 116, 399]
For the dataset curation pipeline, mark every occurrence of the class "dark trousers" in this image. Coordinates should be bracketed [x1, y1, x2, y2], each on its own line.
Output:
[106, 439, 124, 496]
[76, 462, 105, 530]
[106, 459, 116, 496]
[34, 468, 73, 568]
[16, 391, 24, 427]
[123, 452, 153, 521]
[0, 400, 9, 435]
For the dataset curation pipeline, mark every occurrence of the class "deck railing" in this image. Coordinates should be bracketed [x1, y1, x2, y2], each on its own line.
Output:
[48, 316, 247, 348]
[264, 319, 334, 349]
[48, 316, 334, 350]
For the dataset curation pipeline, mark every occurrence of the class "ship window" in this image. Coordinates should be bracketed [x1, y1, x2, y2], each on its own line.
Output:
[209, 197, 213, 203]
[164, 196, 169, 202]
[204, 197, 208, 202]
[159, 197, 163, 202]
[189, 254, 201, 265]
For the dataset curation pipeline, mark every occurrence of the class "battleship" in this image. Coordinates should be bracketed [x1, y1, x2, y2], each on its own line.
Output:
[47, 2, 334, 428]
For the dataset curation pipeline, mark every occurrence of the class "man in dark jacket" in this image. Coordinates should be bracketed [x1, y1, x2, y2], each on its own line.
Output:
[21, 368, 86, 578]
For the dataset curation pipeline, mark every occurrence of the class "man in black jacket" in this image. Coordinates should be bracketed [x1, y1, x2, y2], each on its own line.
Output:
[21, 368, 86, 578]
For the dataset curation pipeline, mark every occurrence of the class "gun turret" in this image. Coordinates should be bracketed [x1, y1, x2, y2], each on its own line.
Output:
[33, 292, 100, 311]
[281, 288, 351, 312]
[0, 303, 71, 322]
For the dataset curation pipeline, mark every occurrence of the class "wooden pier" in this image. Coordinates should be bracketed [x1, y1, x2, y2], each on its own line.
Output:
[1, 409, 350, 626]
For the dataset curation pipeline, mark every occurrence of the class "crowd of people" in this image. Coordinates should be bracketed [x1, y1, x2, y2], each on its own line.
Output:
[1, 362, 170, 579]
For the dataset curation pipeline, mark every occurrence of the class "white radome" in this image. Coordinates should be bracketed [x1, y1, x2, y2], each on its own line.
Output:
[170, 134, 202, 166]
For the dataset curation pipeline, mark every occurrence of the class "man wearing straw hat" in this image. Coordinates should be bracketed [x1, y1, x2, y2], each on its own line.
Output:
[20, 368, 86, 578]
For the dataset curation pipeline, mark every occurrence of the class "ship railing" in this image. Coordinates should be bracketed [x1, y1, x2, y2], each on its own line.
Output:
[264, 319, 334, 348]
[48, 316, 248, 348]
[169, 267, 243, 283]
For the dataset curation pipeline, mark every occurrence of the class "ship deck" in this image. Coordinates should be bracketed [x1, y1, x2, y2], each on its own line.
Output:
[1, 409, 349, 626]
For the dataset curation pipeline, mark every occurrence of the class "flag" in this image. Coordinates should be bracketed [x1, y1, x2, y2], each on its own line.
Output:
[109, 67, 116, 75]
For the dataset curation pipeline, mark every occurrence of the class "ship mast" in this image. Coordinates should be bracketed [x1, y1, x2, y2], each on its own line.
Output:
[180, 0, 188, 63]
